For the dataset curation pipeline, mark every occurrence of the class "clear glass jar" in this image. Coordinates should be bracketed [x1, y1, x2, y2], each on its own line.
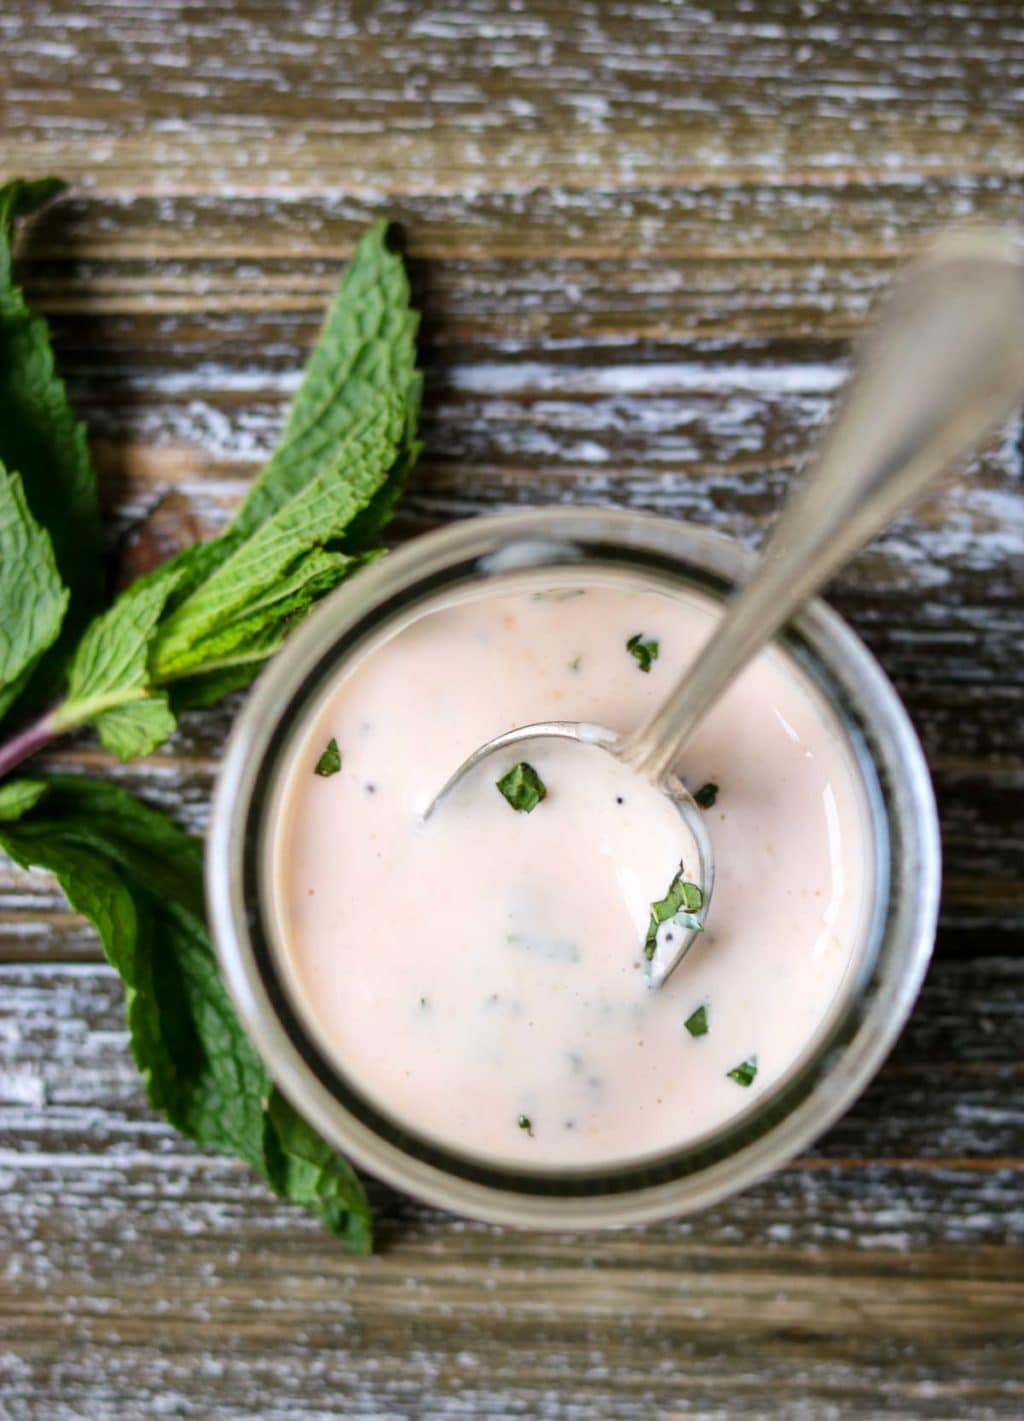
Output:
[207, 508, 939, 1228]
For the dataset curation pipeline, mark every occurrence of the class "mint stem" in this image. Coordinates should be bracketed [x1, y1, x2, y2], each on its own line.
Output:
[0, 707, 62, 780]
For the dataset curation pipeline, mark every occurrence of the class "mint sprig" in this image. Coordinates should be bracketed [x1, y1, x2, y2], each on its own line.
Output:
[0, 178, 422, 1249]
[33, 221, 420, 761]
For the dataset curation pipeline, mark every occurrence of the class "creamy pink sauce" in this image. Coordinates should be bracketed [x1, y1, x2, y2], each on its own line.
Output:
[269, 579, 872, 1168]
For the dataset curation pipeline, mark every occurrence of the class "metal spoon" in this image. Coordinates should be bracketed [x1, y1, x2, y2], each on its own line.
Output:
[426, 228, 1024, 986]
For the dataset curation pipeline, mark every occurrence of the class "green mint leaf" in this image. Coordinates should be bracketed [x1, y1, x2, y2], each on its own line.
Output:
[340, 373, 423, 552]
[695, 781, 719, 809]
[315, 738, 342, 777]
[517, 1114, 534, 1136]
[684, 1004, 709, 1038]
[644, 863, 704, 960]
[40, 222, 419, 759]
[0, 777, 48, 821]
[90, 696, 179, 761]
[497, 762, 547, 813]
[0, 461, 69, 719]
[162, 547, 378, 687]
[263, 1088, 371, 1252]
[150, 393, 404, 679]
[54, 561, 186, 759]
[626, 633, 659, 673]
[234, 223, 419, 537]
[195, 223, 420, 577]
[0, 179, 103, 718]
[0, 775, 372, 1250]
[727, 1057, 758, 1087]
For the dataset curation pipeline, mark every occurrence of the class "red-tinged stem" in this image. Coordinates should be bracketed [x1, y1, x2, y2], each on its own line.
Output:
[0, 708, 62, 781]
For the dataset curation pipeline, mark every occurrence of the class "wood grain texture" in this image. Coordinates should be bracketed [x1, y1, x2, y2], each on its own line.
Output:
[1, 2, 1023, 1418]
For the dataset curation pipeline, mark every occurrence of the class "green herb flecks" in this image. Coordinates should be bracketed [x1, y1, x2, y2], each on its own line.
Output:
[695, 781, 719, 809]
[497, 762, 547, 813]
[626, 633, 659, 673]
[644, 863, 704, 960]
[518, 1114, 534, 1136]
[684, 1004, 709, 1038]
[314, 738, 342, 777]
[727, 1057, 758, 1087]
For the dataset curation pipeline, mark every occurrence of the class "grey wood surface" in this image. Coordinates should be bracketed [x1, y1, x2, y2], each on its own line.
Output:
[1, 3, 1022, 1417]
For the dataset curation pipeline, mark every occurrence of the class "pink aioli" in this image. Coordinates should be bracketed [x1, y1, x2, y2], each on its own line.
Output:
[269, 580, 872, 1168]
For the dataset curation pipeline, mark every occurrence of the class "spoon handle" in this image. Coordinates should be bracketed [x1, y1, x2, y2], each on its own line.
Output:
[624, 227, 1024, 785]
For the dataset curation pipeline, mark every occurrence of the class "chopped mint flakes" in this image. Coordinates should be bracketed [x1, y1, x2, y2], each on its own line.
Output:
[644, 863, 704, 960]
[497, 762, 547, 813]
[727, 1057, 758, 1087]
[314, 738, 342, 777]
[695, 781, 719, 809]
[684, 1004, 709, 1038]
[626, 634, 659, 673]
[517, 1114, 534, 1136]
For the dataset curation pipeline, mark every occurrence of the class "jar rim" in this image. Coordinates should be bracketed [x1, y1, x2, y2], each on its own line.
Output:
[207, 508, 940, 1228]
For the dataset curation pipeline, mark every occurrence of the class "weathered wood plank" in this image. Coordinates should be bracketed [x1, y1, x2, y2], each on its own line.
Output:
[1, 959, 1022, 1419]
[2, 2, 1023, 1417]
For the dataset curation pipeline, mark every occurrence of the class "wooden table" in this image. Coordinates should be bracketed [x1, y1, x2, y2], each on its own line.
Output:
[2, 4, 1022, 1417]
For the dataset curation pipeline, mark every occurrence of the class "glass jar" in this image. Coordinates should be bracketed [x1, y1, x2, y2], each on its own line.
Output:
[207, 508, 939, 1228]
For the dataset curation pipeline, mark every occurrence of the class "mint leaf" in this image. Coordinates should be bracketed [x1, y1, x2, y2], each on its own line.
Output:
[153, 223, 420, 612]
[34, 221, 419, 760]
[151, 396, 402, 678]
[497, 762, 547, 813]
[0, 777, 48, 821]
[229, 222, 419, 546]
[341, 372, 424, 552]
[0, 461, 68, 719]
[626, 634, 659, 673]
[684, 1004, 709, 1038]
[0, 775, 372, 1250]
[314, 738, 342, 777]
[644, 863, 704, 960]
[264, 1089, 370, 1253]
[53, 562, 185, 759]
[0, 179, 103, 717]
[727, 1057, 758, 1087]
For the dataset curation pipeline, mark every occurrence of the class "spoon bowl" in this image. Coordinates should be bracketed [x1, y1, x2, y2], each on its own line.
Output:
[423, 719, 717, 984]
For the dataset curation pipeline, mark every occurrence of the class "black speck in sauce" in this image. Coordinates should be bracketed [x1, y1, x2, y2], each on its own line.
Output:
[615, 795, 624, 805]
[365, 783, 376, 795]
